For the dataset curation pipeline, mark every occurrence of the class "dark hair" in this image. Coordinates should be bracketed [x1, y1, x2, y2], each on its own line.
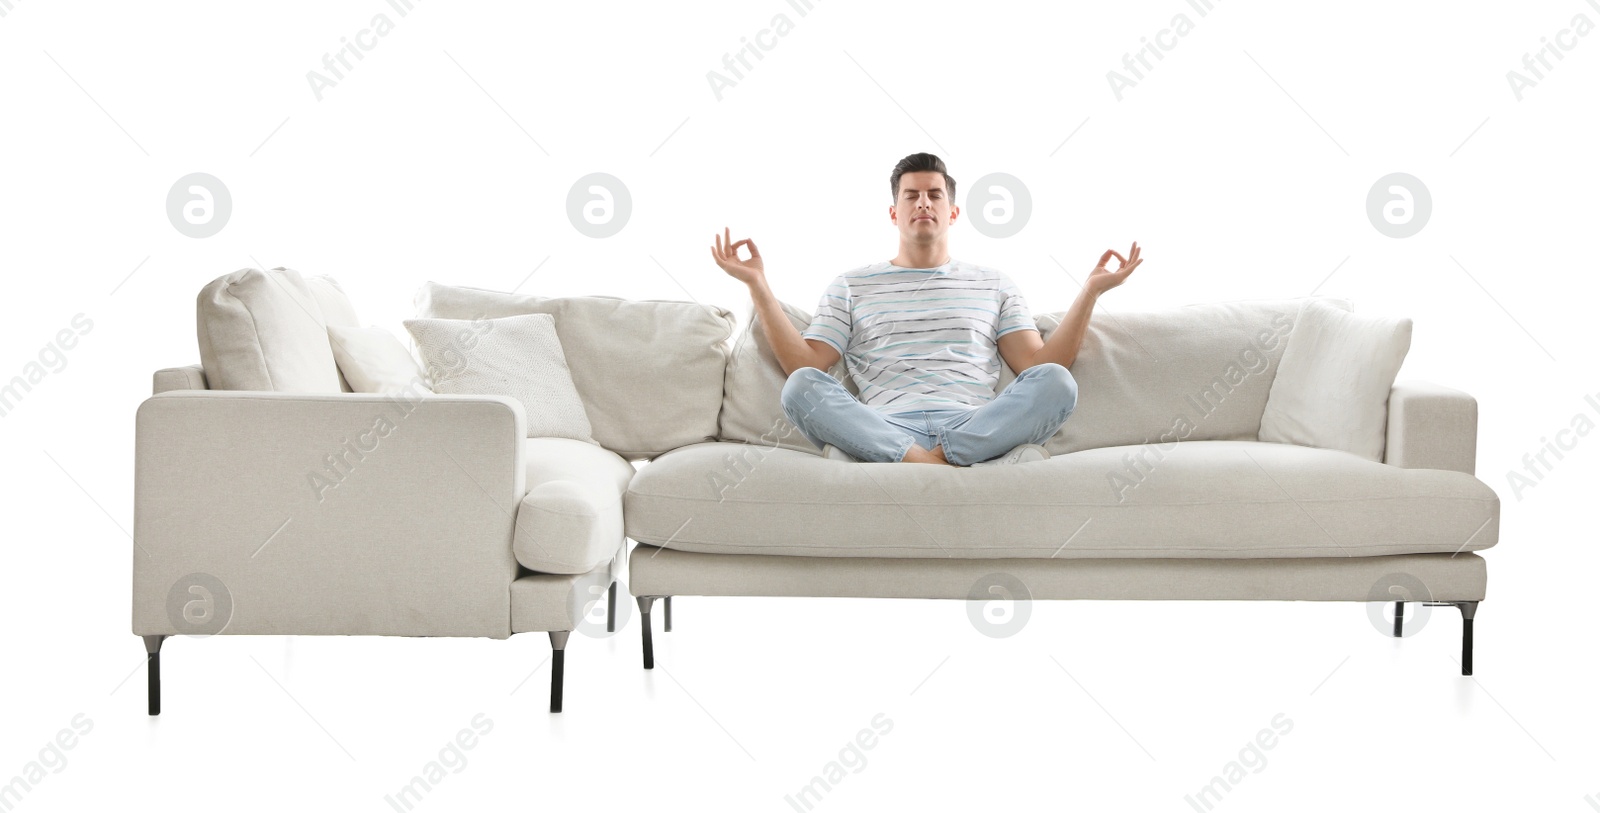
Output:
[890, 153, 956, 202]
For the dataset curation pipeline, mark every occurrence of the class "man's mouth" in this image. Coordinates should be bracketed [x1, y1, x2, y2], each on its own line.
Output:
[914, 216, 934, 222]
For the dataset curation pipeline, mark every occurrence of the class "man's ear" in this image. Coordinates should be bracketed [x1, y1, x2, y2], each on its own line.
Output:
[949, 205, 959, 223]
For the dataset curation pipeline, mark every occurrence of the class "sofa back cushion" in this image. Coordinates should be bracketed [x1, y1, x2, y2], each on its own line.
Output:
[716, 296, 1349, 457]
[415, 281, 734, 459]
[719, 302, 858, 454]
[1034, 296, 1350, 455]
[196, 267, 359, 392]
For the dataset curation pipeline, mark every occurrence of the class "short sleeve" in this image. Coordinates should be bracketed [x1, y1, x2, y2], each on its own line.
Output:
[801, 274, 851, 355]
[996, 272, 1036, 338]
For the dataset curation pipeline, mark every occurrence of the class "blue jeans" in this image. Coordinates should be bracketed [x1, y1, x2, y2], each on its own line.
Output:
[780, 363, 1078, 465]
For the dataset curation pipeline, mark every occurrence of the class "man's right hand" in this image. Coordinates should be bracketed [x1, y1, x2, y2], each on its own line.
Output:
[711, 226, 765, 286]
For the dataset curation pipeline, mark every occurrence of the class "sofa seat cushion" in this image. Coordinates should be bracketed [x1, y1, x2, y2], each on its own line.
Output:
[515, 437, 635, 574]
[623, 440, 1498, 559]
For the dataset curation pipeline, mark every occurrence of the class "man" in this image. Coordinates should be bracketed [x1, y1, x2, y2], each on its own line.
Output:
[710, 152, 1142, 466]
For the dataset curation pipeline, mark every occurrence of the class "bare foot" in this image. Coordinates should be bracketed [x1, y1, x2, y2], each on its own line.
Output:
[900, 444, 952, 465]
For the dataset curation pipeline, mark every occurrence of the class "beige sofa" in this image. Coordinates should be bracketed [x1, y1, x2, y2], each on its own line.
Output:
[133, 271, 703, 714]
[133, 273, 1497, 724]
[625, 295, 1497, 678]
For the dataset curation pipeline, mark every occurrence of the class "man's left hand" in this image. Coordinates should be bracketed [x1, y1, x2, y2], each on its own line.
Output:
[1085, 242, 1142, 296]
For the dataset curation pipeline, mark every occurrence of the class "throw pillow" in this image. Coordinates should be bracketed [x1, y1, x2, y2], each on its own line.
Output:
[414, 281, 733, 459]
[1258, 298, 1412, 461]
[403, 313, 595, 442]
[327, 324, 430, 396]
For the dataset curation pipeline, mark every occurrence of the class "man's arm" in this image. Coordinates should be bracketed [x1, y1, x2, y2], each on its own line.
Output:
[999, 286, 1094, 371]
[751, 278, 841, 375]
[998, 243, 1144, 373]
[710, 227, 840, 375]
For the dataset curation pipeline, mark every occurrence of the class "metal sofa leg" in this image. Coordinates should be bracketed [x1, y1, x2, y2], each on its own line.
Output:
[1424, 600, 1479, 675]
[143, 635, 165, 716]
[1458, 601, 1477, 676]
[607, 581, 618, 633]
[664, 596, 672, 632]
[637, 596, 658, 669]
[1393, 601, 1404, 637]
[548, 631, 570, 713]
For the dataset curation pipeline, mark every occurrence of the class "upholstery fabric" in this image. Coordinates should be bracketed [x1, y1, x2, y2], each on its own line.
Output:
[1260, 298, 1413, 461]
[515, 437, 635, 574]
[304, 273, 361, 393]
[623, 439, 1498, 559]
[328, 324, 429, 395]
[305, 274, 360, 329]
[195, 267, 357, 392]
[510, 561, 616, 634]
[1032, 297, 1351, 456]
[133, 390, 527, 639]
[405, 313, 594, 442]
[1384, 380, 1478, 475]
[152, 365, 208, 394]
[629, 546, 1488, 603]
[716, 296, 1348, 458]
[415, 281, 733, 459]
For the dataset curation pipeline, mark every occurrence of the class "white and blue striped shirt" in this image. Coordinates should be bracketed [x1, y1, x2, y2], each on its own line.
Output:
[801, 259, 1037, 414]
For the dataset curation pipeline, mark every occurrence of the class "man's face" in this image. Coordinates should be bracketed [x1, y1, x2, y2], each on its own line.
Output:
[890, 171, 958, 242]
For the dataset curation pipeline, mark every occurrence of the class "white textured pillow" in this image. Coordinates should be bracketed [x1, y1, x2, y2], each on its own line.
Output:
[1259, 298, 1412, 461]
[404, 314, 595, 442]
[327, 325, 430, 396]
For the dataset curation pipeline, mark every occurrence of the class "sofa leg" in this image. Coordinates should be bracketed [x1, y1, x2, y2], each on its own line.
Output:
[1458, 601, 1477, 676]
[637, 596, 658, 669]
[1393, 601, 1404, 637]
[606, 581, 618, 633]
[664, 596, 673, 633]
[143, 635, 165, 716]
[548, 631, 570, 713]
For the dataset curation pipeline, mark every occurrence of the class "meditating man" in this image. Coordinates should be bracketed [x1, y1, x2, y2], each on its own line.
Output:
[710, 152, 1142, 466]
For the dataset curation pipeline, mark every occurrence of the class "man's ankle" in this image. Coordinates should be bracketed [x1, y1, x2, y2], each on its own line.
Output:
[902, 444, 952, 465]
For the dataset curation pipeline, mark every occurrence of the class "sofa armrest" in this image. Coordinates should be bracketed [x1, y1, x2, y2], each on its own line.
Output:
[134, 390, 526, 639]
[153, 364, 208, 393]
[1384, 380, 1477, 474]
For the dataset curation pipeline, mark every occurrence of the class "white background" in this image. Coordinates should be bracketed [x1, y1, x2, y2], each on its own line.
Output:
[2, 0, 1597, 809]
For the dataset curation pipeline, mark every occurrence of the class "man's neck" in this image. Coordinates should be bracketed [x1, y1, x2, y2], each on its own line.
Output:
[891, 243, 951, 269]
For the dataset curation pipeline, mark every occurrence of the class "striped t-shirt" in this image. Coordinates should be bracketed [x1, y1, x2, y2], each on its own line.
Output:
[801, 259, 1037, 414]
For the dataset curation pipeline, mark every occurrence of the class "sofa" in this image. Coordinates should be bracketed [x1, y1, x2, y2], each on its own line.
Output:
[133, 269, 1497, 724]
[134, 270, 658, 714]
[624, 293, 1497, 678]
